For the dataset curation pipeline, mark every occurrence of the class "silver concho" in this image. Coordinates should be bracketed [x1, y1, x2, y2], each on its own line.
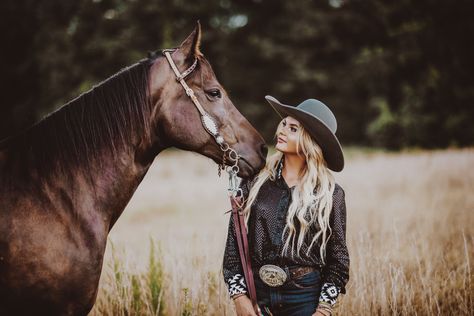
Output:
[202, 114, 218, 136]
[259, 264, 287, 287]
[216, 135, 224, 144]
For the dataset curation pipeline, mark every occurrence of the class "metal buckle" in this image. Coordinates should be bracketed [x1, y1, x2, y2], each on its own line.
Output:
[258, 264, 287, 287]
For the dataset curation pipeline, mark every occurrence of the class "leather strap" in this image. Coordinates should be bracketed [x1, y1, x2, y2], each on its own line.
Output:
[163, 51, 206, 116]
[288, 266, 317, 280]
[231, 196, 257, 305]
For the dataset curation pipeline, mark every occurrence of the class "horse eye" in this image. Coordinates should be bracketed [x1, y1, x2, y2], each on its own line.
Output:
[206, 89, 221, 99]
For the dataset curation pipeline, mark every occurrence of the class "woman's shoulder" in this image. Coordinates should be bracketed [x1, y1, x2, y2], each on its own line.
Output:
[332, 183, 346, 217]
[333, 182, 346, 201]
[239, 173, 258, 188]
[312, 182, 344, 196]
[238, 173, 260, 198]
[243, 171, 264, 187]
[334, 182, 344, 194]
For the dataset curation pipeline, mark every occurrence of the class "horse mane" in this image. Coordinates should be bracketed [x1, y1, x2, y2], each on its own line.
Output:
[0, 57, 156, 180]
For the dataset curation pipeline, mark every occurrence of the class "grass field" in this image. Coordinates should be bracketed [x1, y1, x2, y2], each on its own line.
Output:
[89, 147, 474, 316]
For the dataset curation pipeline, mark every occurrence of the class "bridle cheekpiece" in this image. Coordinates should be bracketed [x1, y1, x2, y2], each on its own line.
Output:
[161, 49, 243, 198]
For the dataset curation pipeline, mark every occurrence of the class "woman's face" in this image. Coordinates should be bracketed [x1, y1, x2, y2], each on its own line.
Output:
[275, 116, 301, 154]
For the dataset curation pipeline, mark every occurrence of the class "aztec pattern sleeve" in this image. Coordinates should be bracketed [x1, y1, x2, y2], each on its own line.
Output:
[319, 184, 350, 306]
[222, 178, 251, 298]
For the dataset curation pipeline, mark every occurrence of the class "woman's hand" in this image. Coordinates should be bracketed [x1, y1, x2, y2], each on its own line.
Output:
[233, 295, 260, 316]
[312, 307, 331, 316]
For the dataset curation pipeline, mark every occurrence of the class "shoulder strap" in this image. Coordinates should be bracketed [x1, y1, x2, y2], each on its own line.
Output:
[230, 196, 257, 305]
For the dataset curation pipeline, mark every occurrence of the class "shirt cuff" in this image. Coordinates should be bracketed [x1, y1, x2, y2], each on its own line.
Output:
[319, 282, 340, 306]
[227, 274, 248, 297]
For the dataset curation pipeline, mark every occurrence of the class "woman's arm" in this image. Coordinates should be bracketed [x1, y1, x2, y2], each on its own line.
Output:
[222, 178, 260, 316]
[318, 184, 350, 308]
[222, 212, 249, 298]
[222, 177, 253, 297]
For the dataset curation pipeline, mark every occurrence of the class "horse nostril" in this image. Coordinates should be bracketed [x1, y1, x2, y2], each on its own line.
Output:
[260, 143, 268, 158]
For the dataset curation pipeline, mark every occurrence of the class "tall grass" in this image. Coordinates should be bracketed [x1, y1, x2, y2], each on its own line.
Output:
[90, 148, 474, 315]
[92, 240, 165, 315]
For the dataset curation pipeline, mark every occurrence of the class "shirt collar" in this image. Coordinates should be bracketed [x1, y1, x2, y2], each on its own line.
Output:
[274, 157, 295, 191]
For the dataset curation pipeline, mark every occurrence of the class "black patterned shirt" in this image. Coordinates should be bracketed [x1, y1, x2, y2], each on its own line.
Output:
[222, 168, 350, 307]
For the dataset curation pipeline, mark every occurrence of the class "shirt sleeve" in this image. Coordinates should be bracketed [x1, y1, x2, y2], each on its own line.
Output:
[319, 184, 350, 306]
[222, 177, 252, 298]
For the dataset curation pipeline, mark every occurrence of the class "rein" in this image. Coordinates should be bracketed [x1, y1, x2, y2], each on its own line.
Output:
[162, 49, 242, 198]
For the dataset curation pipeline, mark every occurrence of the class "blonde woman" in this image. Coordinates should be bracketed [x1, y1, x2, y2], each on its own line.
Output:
[223, 96, 349, 316]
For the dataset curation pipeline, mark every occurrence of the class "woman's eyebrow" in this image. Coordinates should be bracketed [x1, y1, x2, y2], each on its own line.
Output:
[282, 119, 299, 128]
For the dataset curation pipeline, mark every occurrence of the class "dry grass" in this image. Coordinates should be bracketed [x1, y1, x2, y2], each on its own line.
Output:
[89, 147, 474, 316]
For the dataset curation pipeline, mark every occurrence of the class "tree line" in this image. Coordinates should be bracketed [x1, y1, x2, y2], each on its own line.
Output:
[1, 0, 472, 149]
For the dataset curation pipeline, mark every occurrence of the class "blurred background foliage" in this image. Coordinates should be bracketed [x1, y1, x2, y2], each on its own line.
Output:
[0, 0, 473, 149]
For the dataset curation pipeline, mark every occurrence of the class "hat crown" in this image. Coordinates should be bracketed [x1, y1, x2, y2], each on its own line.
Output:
[264, 95, 344, 171]
[297, 99, 337, 133]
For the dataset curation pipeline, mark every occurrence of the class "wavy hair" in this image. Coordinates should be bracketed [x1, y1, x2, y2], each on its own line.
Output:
[243, 118, 336, 263]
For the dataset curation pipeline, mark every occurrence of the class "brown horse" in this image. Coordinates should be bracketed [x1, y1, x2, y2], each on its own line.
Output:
[0, 24, 267, 315]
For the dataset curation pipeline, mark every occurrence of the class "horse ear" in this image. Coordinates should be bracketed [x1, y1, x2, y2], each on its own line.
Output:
[179, 21, 203, 59]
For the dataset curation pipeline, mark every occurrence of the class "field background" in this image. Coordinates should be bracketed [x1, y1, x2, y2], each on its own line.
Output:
[90, 147, 474, 316]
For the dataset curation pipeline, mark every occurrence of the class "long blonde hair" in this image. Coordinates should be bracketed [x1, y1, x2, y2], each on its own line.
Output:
[243, 118, 336, 263]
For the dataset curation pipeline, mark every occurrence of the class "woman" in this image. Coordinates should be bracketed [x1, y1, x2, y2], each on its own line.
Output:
[223, 95, 349, 316]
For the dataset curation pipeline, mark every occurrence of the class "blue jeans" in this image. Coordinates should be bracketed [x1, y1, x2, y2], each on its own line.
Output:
[255, 269, 322, 316]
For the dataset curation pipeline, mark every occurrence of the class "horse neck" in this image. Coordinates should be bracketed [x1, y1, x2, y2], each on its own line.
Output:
[86, 143, 161, 229]
[46, 108, 169, 232]
[79, 98, 169, 229]
[84, 76, 170, 229]
[1, 58, 170, 231]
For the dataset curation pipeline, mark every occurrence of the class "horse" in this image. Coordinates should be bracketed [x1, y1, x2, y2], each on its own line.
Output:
[0, 23, 267, 315]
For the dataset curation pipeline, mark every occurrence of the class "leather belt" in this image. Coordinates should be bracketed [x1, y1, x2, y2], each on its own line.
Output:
[256, 264, 318, 287]
[289, 265, 317, 279]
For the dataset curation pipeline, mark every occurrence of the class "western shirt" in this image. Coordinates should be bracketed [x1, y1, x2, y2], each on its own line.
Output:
[222, 171, 350, 306]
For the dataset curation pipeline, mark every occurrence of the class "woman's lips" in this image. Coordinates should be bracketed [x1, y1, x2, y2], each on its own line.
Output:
[277, 137, 286, 143]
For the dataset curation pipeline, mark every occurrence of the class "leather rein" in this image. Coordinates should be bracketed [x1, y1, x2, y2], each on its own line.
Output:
[162, 49, 258, 306]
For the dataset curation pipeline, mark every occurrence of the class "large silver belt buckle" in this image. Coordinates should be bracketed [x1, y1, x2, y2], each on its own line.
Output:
[259, 264, 287, 287]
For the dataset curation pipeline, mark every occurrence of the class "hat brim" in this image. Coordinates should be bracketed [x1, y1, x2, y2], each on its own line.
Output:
[265, 95, 344, 172]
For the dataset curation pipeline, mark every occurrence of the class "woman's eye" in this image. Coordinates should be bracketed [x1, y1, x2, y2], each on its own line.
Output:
[207, 89, 221, 98]
[290, 127, 297, 132]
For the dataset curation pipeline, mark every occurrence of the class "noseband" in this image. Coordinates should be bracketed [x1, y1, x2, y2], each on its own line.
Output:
[162, 49, 242, 197]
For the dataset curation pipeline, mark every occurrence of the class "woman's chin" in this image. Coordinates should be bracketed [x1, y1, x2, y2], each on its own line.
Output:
[276, 145, 299, 155]
[276, 144, 290, 153]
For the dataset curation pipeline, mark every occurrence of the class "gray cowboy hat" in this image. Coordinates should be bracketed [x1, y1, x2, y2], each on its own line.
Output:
[265, 95, 344, 172]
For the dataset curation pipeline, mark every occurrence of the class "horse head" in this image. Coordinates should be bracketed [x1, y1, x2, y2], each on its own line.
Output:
[148, 23, 267, 178]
